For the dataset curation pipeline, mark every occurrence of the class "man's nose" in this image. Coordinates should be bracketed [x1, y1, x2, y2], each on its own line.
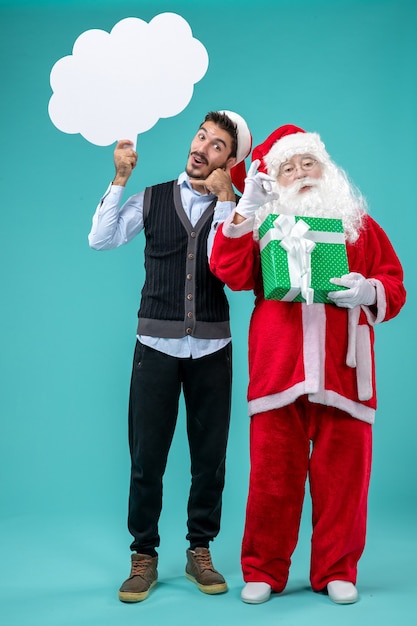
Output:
[198, 138, 209, 154]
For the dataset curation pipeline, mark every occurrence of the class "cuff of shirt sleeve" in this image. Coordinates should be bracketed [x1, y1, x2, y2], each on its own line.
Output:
[101, 182, 125, 204]
[213, 200, 236, 219]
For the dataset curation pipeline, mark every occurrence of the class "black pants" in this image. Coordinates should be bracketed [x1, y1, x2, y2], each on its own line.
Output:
[127, 340, 232, 555]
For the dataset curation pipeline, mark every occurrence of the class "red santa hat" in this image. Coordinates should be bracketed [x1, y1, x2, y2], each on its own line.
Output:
[220, 110, 252, 193]
[252, 124, 330, 179]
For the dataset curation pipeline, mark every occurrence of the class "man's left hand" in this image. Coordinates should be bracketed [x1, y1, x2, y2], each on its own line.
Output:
[328, 272, 376, 308]
[189, 168, 235, 201]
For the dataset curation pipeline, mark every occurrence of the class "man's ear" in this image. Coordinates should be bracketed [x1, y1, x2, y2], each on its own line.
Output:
[225, 156, 237, 173]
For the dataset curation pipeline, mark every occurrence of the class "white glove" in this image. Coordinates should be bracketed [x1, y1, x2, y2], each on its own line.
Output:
[328, 272, 376, 309]
[236, 159, 279, 218]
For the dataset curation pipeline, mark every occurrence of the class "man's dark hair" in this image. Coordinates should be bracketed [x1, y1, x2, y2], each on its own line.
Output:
[202, 111, 238, 159]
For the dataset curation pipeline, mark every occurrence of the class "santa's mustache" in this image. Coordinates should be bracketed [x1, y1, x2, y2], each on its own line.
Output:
[285, 177, 320, 194]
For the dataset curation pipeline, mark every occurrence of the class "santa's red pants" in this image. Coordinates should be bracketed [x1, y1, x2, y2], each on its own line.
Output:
[241, 397, 372, 592]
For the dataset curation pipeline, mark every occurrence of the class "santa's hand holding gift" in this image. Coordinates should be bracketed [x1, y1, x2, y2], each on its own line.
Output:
[210, 124, 406, 605]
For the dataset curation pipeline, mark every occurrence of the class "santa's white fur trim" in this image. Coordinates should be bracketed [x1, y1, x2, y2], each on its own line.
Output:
[265, 132, 330, 178]
[221, 110, 252, 163]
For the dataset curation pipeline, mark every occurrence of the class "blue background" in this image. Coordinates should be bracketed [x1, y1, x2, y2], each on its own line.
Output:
[1, 1, 416, 624]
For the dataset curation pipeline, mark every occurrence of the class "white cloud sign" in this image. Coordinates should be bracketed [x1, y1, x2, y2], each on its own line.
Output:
[48, 13, 209, 148]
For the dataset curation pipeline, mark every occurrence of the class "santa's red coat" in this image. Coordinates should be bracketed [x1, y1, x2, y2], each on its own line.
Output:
[210, 214, 406, 424]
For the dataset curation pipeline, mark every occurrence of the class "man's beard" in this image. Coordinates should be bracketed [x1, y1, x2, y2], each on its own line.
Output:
[254, 163, 366, 243]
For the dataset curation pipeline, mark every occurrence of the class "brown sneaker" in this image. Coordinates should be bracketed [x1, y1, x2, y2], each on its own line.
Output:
[185, 547, 228, 594]
[118, 553, 158, 602]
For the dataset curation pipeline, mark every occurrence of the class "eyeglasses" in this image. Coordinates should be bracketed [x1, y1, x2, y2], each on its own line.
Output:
[278, 156, 319, 178]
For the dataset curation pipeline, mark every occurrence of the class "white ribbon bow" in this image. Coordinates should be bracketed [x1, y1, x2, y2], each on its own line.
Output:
[274, 215, 316, 305]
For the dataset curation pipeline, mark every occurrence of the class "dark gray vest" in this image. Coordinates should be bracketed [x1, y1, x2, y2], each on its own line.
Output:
[137, 180, 230, 339]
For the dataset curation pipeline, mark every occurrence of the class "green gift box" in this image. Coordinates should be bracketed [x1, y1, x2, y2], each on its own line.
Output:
[259, 214, 349, 304]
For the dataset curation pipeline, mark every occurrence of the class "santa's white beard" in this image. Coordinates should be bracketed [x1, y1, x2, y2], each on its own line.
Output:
[254, 163, 366, 243]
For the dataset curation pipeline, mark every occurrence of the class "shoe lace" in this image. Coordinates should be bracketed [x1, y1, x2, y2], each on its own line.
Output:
[194, 551, 214, 571]
[131, 558, 152, 577]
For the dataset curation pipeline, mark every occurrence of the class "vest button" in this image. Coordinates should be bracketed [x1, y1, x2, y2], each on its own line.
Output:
[186, 327, 192, 334]
[187, 294, 193, 300]
[187, 273, 192, 280]
[190, 231, 196, 238]
[188, 253, 195, 260]
[187, 312, 193, 319]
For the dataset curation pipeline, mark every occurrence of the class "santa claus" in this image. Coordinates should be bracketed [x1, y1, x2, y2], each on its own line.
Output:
[210, 124, 406, 605]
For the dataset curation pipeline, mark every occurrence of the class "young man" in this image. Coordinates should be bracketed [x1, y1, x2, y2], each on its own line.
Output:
[210, 124, 406, 605]
[88, 111, 251, 602]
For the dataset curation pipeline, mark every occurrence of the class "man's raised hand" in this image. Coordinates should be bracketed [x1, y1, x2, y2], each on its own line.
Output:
[112, 140, 138, 187]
